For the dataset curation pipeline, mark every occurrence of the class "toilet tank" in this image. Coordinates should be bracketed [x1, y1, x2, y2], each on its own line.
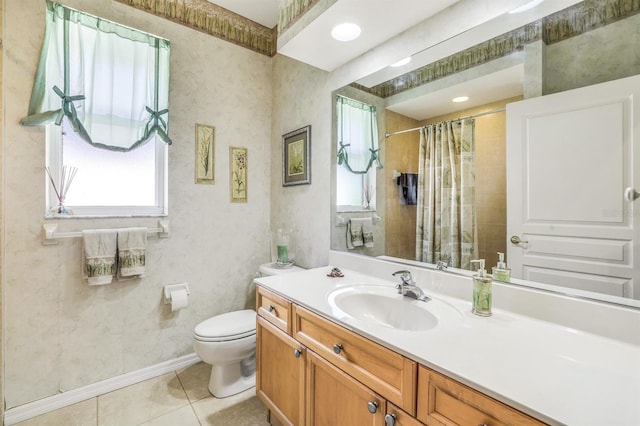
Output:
[258, 262, 304, 277]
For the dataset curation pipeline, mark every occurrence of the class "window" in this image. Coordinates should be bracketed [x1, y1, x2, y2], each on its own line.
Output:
[22, 1, 171, 217]
[46, 120, 167, 216]
[336, 95, 381, 211]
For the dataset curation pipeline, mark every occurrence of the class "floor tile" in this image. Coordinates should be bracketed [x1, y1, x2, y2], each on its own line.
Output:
[97, 373, 190, 426]
[194, 394, 268, 426]
[191, 387, 258, 425]
[176, 362, 211, 403]
[15, 398, 97, 426]
[137, 405, 201, 426]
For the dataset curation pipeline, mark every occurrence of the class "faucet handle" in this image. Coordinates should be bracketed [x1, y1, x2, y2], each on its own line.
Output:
[392, 270, 414, 285]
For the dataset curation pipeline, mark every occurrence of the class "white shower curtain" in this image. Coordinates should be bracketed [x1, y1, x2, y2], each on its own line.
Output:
[415, 118, 477, 270]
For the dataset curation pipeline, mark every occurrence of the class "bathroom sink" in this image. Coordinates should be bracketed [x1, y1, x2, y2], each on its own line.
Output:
[327, 285, 460, 332]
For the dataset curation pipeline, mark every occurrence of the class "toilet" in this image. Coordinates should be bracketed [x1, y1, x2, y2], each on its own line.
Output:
[193, 263, 303, 398]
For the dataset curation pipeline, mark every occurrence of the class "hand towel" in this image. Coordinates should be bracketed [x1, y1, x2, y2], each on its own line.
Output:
[361, 217, 374, 248]
[83, 230, 117, 285]
[346, 219, 364, 250]
[118, 227, 147, 278]
[400, 173, 418, 205]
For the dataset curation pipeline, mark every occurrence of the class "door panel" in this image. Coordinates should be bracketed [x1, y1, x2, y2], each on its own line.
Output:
[507, 74, 639, 299]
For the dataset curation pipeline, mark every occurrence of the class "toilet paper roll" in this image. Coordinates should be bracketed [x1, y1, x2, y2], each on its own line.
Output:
[170, 289, 189, 312]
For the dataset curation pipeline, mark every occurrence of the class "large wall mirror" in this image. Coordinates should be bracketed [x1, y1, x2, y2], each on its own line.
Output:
[331, 0, 640, 308]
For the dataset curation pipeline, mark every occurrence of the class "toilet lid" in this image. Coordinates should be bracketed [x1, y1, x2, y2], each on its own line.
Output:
[194, 309, 256, 342]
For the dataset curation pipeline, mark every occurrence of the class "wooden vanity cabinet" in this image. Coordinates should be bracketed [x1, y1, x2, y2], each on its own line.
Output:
[256, 317, 306, 426]
[256, 286, 545, 426]
[307, 351, 386, 426]
[417, 366, 545, 426]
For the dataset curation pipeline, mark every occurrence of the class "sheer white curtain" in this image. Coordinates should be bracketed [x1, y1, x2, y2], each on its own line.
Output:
[415, 119, 477, 269]
[336, 95, 381, 174]
[21, 0, 171, 150]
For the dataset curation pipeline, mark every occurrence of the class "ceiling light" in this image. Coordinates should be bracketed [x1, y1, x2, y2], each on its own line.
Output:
[509, 0, 544, 14]
[452, 96, 469, 103]
[390, 57, 412, 67]
[331, 23, 361, 42]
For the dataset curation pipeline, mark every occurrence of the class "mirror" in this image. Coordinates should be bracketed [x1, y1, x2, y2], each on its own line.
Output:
[331, 0, 640, 308]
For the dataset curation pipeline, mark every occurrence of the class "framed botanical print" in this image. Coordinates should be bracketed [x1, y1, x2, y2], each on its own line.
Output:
[229, 146, 248, 202]
[282, 125, 311, 186]
[195, 123, 215, 184]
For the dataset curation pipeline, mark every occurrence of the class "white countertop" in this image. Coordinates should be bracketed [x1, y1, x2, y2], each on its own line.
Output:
[255, 266, 640, 426]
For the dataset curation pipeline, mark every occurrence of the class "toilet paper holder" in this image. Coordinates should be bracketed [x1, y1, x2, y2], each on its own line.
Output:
[164, 283, 190, 304]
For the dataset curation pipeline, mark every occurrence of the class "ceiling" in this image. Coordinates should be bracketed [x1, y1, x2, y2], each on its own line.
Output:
[204, 0, 578, 121]
[206, 0, 280, 28]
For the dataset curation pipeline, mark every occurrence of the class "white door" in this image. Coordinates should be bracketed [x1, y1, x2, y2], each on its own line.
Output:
[506, 75, 640, 299]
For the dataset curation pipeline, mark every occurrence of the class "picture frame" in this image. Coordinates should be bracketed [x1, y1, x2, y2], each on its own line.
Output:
[195, 123, 215, 184]
[282, 125, 311, 186]
[229, 146, 248, 203]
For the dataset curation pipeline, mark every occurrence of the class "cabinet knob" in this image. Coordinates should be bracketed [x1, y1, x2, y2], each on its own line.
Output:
[367, 401, 378, 414]
[384, 413, 397, 426]
[333, 344, 343, 354]
[293, 349, 302, 358]
[267, 305, 275, 313]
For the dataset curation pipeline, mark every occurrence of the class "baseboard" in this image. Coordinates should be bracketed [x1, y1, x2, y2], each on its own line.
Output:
[4, 353, 200, 425]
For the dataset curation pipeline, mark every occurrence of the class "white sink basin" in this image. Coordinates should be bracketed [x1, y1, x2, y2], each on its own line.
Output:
[327, 285, 461, 332]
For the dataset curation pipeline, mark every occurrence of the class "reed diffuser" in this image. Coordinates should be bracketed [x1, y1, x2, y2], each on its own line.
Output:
[46, 166, 78, 214]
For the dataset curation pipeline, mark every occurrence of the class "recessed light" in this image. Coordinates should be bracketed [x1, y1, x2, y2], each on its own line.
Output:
[331, 23, 361, 41]
[509, 0, 544, 14]
[452, 96, 469, 103]
[390, 57, 411, 67]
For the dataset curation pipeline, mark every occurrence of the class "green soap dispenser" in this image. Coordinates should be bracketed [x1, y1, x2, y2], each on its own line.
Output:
[470, 259, 492, 317]
[492, 252, 511, 283]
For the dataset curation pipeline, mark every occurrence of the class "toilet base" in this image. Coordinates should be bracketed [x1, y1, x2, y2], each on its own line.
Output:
[208, 361, 256, 398]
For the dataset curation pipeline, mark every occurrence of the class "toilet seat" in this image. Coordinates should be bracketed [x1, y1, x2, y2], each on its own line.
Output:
[194, 309, 256, 342]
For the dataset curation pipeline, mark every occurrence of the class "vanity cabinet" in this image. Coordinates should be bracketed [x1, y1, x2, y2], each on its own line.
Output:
[256, 286, 544, 426]
[417, 366, 544, 426]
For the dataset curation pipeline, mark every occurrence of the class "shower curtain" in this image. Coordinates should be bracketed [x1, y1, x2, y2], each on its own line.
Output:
[415, 118, 477, 270]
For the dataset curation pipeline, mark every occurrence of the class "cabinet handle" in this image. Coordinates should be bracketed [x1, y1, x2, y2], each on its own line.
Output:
[384, 413, 397, 426]
[293, 349, 302, 358]
[267, 305, 275, 313]
[367, 401, 378, 414]
[333, 344, 343, 354]
[477, 424, 489, 426]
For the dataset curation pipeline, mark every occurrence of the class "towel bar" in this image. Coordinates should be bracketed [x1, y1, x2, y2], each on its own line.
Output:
[335, 214, 381, 227]
[42, 220, 170, 245]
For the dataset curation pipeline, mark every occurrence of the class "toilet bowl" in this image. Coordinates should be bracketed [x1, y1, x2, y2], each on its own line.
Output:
[193, 263, 303, 398]
[193, 309, 256, 398]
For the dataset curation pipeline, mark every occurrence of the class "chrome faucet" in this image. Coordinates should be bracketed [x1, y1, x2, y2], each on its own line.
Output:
[392, 270, 430, 302]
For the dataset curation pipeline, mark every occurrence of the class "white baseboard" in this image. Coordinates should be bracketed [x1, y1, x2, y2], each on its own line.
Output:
[4, 353, 201, 425]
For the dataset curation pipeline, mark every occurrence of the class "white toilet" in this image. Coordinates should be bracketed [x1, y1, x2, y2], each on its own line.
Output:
[193, 263, 302, 398]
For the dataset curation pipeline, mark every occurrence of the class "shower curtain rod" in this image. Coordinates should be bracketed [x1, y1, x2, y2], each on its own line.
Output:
[384, 107, 506, 138]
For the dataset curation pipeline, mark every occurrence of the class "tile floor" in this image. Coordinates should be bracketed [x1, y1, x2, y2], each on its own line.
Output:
[15, 362, 270, 426]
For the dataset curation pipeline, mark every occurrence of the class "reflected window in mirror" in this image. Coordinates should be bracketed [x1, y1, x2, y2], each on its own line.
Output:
[336, 95, 381, 212]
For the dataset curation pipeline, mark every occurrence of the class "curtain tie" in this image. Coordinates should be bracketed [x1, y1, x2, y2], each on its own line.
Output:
[337, 141, 350, 166]
[52, 85, 85, 125]
[369, 147, 383, 168]
[144, 106, 172, 145]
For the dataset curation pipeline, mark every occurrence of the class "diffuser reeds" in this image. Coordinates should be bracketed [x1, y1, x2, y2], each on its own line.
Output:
[46, 165, 78, 214]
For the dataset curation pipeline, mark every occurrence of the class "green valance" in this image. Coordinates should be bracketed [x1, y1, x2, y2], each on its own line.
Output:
[20, 0, 172, 151]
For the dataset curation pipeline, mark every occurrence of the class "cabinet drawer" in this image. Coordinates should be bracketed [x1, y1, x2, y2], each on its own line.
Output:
[293, 305, 417, 415]
[257, 286, 292, 334]
[417, 366, 545, 426]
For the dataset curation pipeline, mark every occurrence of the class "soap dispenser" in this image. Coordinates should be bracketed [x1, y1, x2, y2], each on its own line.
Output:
[470, 259, 492, 317]
[492, 252, 511, 283]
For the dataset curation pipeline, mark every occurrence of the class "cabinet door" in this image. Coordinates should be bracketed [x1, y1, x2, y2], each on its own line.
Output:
[256, 317, 305, 426]
[416, 366, 543, 426]
[307, 351, 386, 426]
[386, 403, 425, 426]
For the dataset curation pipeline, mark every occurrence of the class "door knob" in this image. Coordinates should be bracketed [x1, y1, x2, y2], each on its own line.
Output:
[333, 344, 343, 354]
[267, 305, 275, 313]
[510, 235, 528, 244]
[293, 349, 302, 358]
[384, 413, 397, 426]
[624, 187, 640, 202]
[367, 401, 378, 414]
